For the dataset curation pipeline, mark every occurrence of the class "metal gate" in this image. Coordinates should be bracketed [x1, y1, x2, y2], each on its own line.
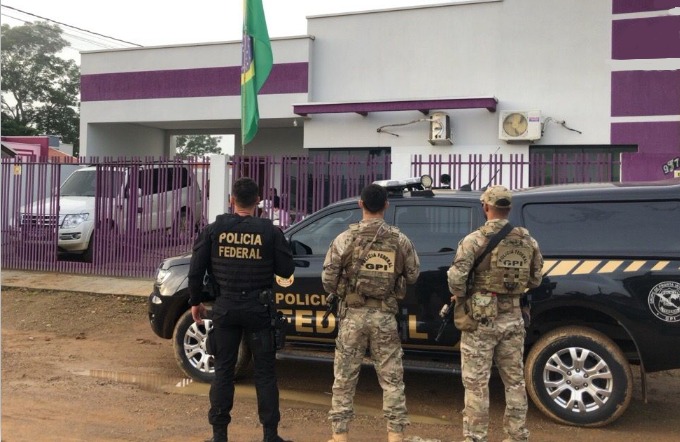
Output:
[1, 157, 209, 278]
[411, 153, 620, 190]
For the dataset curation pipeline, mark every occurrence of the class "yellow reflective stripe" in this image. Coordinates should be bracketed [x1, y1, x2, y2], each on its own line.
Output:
[598, 260, 623, 273]
[548, 260, 580, 276]
[624, 261, 646, 272]
[652, 261, 669, 271]
[541, 259, 674, 276]
[573, 260, 602, 275]
[542, 260, 558, 275]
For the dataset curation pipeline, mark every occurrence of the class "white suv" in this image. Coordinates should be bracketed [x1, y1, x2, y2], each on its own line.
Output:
[22, 164, 203, 261]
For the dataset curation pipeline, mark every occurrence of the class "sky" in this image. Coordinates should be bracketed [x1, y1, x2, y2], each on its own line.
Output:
[1, 0, 458, 62]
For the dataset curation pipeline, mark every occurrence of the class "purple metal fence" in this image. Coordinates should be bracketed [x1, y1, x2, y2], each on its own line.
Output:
[232, 154, 391, 228]
[412, 153, 620, 190]
[1, 156, 209, 278]
[529, 152, 618, 186]
[3, 152, 618, 278]
[411, 154, 527, 190]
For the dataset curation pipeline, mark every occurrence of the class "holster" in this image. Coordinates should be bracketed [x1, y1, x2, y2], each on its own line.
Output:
[258, 288, 288, 351]
[453, 296, 478, 332]
[345, 292, 365, 308]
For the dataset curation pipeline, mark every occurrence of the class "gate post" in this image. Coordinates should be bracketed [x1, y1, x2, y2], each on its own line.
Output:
[208, 154, 231, 222]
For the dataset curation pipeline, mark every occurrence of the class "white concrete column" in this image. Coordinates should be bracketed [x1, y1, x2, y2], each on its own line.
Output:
[208, 154, 232, 222]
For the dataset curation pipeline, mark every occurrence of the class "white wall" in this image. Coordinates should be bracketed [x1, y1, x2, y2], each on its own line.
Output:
[304, 0, 611, 155]
[84, 123, 165, 157]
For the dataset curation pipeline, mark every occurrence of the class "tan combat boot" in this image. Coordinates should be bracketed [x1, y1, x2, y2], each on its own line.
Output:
[327, 433, 348, 442]
[387, 431, 404, 442]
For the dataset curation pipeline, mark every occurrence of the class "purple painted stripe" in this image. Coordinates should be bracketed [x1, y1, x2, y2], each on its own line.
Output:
[621, 152, 679, 181]
[293, 97, 498, 116]
[612, 16, 680, 59]
[611, 70, 680, 116]
[613, 0, 680, 14]
[81, 62, 308, 102]
[612, 121, 680, 154]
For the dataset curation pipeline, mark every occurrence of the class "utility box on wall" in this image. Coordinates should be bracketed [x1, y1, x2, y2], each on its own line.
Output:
[428, 112, 453, 145]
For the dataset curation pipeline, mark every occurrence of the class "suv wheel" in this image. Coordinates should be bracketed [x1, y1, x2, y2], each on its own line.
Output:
[172, 309, 253, 383]
[525, 325, 632, 427]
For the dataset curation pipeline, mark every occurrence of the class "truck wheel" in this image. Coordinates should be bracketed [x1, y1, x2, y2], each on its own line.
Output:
[172, 309, 253, 383]
[82, 236, 94, 263]
[525, 325, 632, 427]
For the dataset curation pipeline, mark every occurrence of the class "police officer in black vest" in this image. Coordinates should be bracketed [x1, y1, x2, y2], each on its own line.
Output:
[188, 177, 295, 442]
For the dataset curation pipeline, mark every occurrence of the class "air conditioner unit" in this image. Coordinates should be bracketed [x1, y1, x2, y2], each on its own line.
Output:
[499, 110, 542, 142]
[428, 112, 453, 145]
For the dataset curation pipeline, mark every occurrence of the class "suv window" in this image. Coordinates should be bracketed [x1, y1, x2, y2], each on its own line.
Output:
[394, 205, 472, 253]
[522, 200, 680, 256]
[289, 207, 362, 255]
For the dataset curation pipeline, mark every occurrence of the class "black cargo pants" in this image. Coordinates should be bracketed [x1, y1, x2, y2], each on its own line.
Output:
[208, 297, 280, 429]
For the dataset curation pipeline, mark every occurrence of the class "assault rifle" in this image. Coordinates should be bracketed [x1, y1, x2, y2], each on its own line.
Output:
[321, 293, 339, 327]
[435, 300, 454, 342]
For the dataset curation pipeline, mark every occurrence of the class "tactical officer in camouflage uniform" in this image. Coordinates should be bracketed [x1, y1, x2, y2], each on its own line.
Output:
[447, 186, 543, 442]
[188, 177, 295, 442]
[322, 184, 420, 442]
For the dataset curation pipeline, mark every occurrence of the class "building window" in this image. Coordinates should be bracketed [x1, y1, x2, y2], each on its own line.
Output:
[530, 145, 636, 185]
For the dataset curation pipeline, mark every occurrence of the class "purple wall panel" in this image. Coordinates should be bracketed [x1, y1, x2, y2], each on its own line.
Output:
[612, 16, 680, 59]
[81, 62, 308, 102]
[611, 121, 680, 153]
[613, 0, 680, 14]
[621, 152, 679, 181]
[611, 70, 680, 116]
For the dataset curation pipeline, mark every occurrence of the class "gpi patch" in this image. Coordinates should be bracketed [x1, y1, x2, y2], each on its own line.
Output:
[648, 281, 680, 323]
[495, 244, 530, 269]
[361, 251, 396, 273]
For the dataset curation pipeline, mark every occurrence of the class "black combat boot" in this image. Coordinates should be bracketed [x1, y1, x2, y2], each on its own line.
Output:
[204, 425, 227, 442]
[263, 426, 292, 442]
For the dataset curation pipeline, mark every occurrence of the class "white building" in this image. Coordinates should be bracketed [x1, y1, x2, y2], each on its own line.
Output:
[79, 0, 680, 185]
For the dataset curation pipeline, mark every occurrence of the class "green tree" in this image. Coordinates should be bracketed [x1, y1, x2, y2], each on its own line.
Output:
[175, 135, 223, 158]
[1, 22, 80, 150]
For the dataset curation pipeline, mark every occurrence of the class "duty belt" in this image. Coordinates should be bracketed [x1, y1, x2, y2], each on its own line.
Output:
[222, 288, 266, 301]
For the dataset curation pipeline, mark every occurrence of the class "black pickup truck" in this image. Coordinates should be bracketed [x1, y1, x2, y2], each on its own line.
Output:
[148, 176, 680, 427]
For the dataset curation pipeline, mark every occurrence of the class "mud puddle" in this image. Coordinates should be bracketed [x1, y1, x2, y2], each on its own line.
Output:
[75, 369, 450, 425]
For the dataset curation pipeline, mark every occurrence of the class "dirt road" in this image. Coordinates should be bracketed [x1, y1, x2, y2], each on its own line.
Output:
[2, 288, 680, 442]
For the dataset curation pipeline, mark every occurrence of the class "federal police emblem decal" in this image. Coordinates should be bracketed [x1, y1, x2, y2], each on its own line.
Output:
[648, 281, 680, 323]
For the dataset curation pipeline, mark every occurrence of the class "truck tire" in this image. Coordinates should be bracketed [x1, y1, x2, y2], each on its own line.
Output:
[172, 309, 253, 383]
[525, 325, 632, 427]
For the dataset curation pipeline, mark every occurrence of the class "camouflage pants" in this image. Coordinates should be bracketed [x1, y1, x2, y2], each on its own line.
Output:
[328, 307, 409, 434]
[460, 312, 528, 442]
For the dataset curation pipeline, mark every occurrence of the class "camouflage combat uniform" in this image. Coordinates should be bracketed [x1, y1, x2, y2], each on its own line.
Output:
[448, 189, 543, 442]
[322, 218, 420, 436]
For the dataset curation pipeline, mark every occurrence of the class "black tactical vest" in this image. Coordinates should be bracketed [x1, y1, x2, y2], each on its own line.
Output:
[209, 214, 275, 297]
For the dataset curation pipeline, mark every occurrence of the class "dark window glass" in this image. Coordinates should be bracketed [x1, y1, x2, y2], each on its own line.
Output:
[395, 205, 472, 253]
[522, 201, 680, 256]
[138, 170, 155, 196]
[289, 208, 362, 255]
[529, 145, 637, 185]
[60, 170, 97, 197]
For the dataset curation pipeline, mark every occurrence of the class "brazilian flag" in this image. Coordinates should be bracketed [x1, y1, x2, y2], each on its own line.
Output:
[241, 0, 273, 146]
